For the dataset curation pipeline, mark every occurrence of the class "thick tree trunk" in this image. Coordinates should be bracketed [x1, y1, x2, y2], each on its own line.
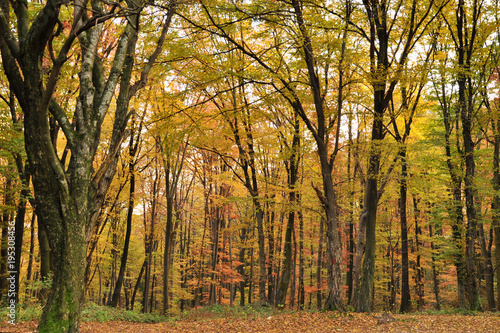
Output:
[38, 222, 87, 332]
[456, 0, 480, 311]
[355, 132, 382, 312]
[321, 162, 343, 311]
[460, 86, 480, 311]
[37, 216, 52, 300]
[352, 0, 387, 311]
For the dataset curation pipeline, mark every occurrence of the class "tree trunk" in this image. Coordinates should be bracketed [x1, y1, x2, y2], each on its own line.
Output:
[267, 207, 275, 305]
[143, 164, 160, 313]
[298, 208, 305, 310]
[276, 195, 295, 308]
[346, 115, 355, 304]
[399, 146, 411, 313]
[26, 214, 36, 285]
[429, 219, 441, 310]
[455, 0, 480, 311]
[352, 0, 388, 311]
[492, 107, 500, 310]
[413, 198, 424, 310]
[38, 221, 87, 332]
[276, 113, 300, 308]
[1, 177, 13, 297]
[355, 145, 381, 312]
[37, 216, 52, 301]
[290, 227, 297, 307]
[239, 228, 247, 306]
[130, 260, 146, 311]
[477, 209, 495, 310]
[110, 149, 136, 307]
[316, 218, 324, 309]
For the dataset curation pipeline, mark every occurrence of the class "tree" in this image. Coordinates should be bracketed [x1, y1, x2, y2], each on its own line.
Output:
[178, 0, 354, 310]
[349, 0, 444, 312]
[0, 0, 175, 330]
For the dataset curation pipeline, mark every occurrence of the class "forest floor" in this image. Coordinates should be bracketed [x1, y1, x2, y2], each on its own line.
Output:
[2, 311, 500, 332]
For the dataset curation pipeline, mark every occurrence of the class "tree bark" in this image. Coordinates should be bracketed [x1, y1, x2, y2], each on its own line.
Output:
[492, 102, 500, 310]
[276, 113, 300, 308]
[428, 221, 441, 310]
[316, 218, 324, 309]
[399, 147, 411, 313]
[110, 133, 137, 307]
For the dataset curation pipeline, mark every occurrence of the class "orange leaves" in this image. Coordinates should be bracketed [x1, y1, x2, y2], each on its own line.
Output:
[3, 310, 500, 332]
[40, 312, 500, 332]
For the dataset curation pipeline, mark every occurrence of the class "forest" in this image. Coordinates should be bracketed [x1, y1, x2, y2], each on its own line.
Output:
[1, 0, 500, 332]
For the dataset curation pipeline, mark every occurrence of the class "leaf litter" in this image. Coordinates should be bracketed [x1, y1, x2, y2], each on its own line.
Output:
[1, 312, 500, 332]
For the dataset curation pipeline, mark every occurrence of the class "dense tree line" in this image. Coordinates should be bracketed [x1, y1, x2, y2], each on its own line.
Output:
[1, 0, 500, 331]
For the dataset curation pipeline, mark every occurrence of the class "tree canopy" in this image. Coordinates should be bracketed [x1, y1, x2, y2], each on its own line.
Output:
[1, 0, 500, 331]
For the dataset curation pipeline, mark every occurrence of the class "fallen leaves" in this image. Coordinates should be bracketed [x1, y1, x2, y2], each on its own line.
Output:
[1, 312, 500, 332]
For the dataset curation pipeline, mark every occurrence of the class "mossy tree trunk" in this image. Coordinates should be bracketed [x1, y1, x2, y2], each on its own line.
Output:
[0, 0, 172, 330]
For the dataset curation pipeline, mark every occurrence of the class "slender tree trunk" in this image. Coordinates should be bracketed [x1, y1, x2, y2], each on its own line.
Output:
[163, 195, 175, 312]
[110, 117, 141, 308]
[106, 217, 119, 306]
[276, 197, 295, 308]
[131, 260, 146, 311]
[254, 202, 267, 303]
[492, 110, 500, 309]
[229, 227, 234, 306]
[346, 116, 355, 304]
[316, 218, 324, 309]
[439, 73, 467, 306]
[413, 198, 424, 310]
[399, 146, 411, 313]
[429, 222, 441, 310]
[26, 214, 36, 284]
[239, 228, 247, 306]
[249, 246, 254, 304]
[290, 227, 297, 307]
[276, 114, 300, 308]
[298, 208, 305, 310]
[143, 165, 160, 313]
[478, 209, 495, 310]
[267, 208, 275, 305]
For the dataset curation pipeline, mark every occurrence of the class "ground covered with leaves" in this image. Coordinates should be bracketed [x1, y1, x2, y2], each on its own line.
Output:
[2, 308, 500, 333]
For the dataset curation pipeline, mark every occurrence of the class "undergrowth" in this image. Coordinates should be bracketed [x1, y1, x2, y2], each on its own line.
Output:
[1, 302, 495, 324]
